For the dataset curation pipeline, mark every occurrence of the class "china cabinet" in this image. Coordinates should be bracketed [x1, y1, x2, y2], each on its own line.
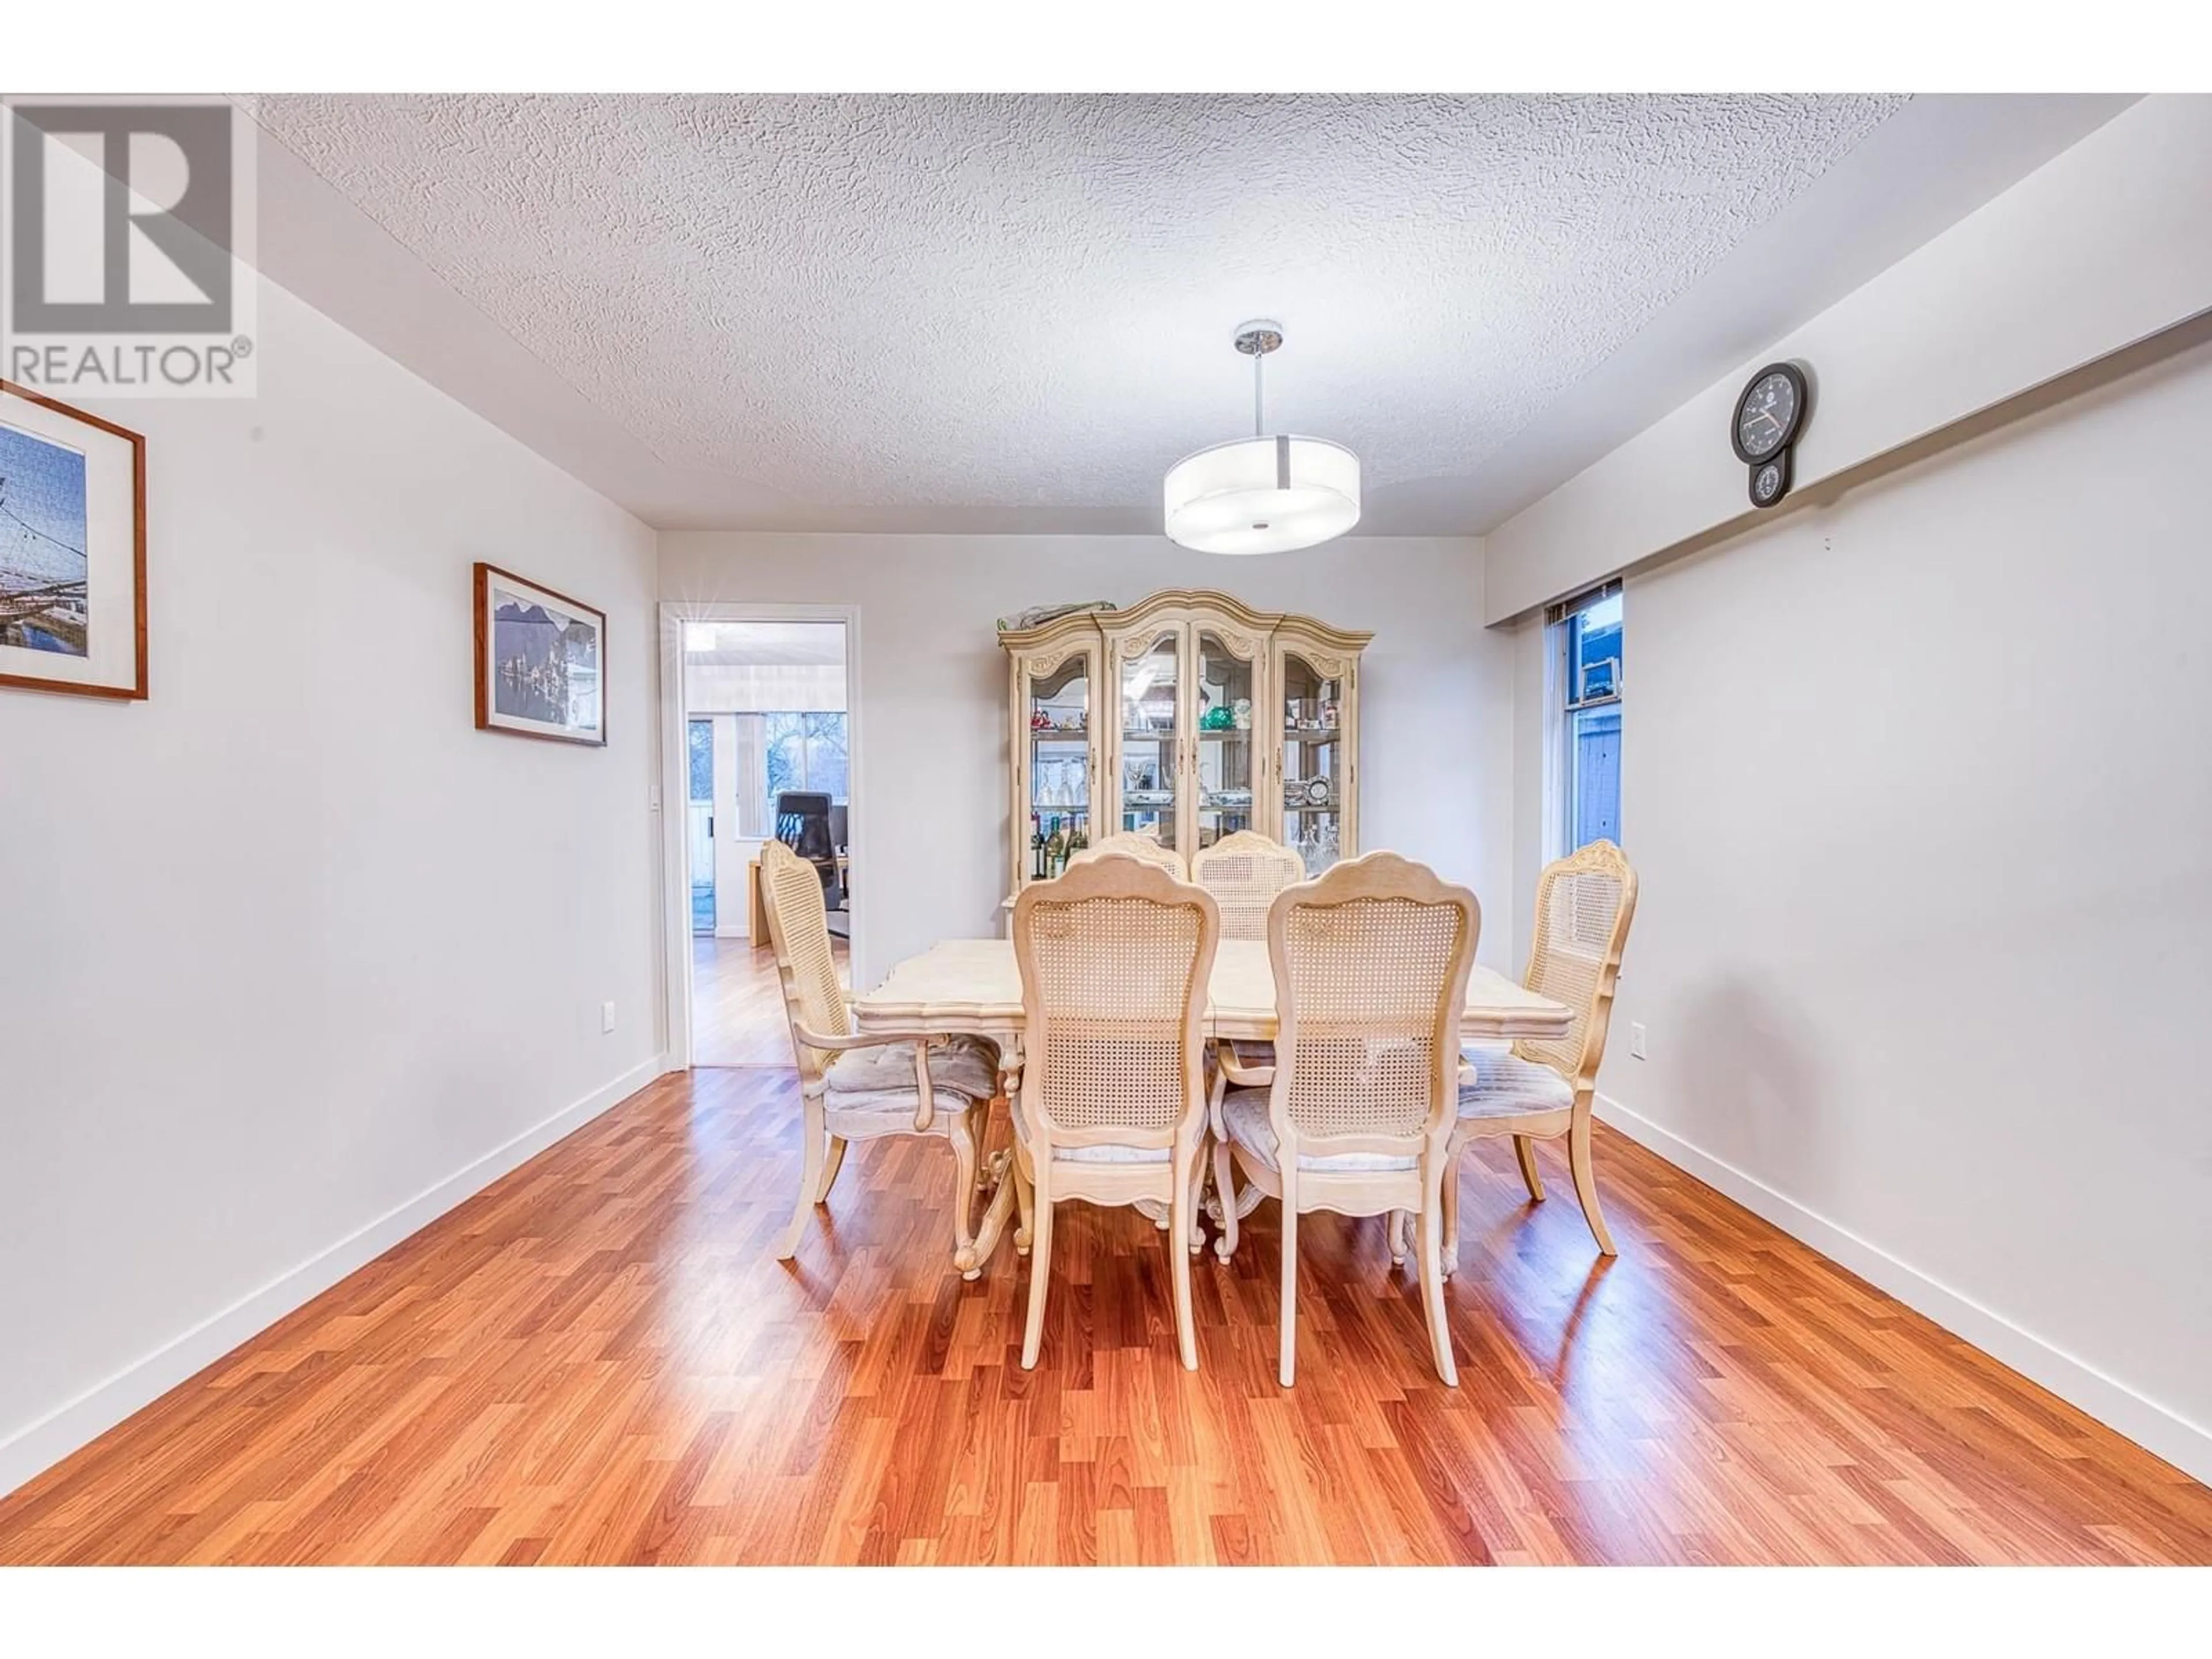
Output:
[1000, 589, 1371, 900]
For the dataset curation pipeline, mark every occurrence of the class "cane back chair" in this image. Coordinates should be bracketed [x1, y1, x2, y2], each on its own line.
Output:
[1190, 830, 1308, 942]
[1435, 837, 1638, 1269]
[759, 839, 1001, 1269]
[1213, 851, 1479, 1388]
[1070, 830, 1188, 878]
[1009, 854, 1220, 1370]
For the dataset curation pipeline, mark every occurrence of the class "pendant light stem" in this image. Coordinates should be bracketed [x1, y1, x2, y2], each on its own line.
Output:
[1253, 349, 1265, 438]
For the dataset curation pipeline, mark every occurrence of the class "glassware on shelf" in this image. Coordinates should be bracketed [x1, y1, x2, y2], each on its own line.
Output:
[1294, 818, 1341, 876]
[1032, 756, 1089, 809]
[1119, 633, 1182, 851]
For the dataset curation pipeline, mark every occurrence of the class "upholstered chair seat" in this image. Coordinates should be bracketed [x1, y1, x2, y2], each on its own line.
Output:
[1454, 1045, 1575, 1119]
[823, 1034, 1001, 1123]
[1219, 1089, 1417, 1173]
[1009, 1109, 1172, 1164]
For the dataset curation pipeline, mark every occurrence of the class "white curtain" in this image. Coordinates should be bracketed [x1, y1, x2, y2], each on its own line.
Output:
[730, 714, 768, 838]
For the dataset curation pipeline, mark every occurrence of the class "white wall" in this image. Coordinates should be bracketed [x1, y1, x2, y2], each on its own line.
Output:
[0, 275, 664, 1495]
[1575, 336, 2212, 1482]
[1484, 94, 2212, 624]
[658, 534, 1509, 983]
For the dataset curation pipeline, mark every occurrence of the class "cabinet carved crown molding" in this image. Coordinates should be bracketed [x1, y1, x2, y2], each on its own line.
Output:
[1000, 588, 1372, 901]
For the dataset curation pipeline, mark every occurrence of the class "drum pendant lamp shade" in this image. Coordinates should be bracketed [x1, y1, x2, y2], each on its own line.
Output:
[1164, 323, 1360, 555]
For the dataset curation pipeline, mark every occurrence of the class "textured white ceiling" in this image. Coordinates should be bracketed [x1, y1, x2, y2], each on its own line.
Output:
[251, 93, 2094, 534]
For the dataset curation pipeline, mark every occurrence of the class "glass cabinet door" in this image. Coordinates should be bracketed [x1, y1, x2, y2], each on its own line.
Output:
[1279, 650, 1346, 874]
[1118, 630, 1181, 852]
[1194, 628, 1260, 851]
[1025, 650, 1093, 877]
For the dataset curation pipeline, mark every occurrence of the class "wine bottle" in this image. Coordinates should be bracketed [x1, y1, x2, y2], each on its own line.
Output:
[1044, 817, 1066, 878]
[1031, 813, 1046, 880]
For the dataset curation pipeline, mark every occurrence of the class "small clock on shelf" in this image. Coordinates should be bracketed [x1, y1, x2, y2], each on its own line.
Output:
[1731, 361, 1808, 509]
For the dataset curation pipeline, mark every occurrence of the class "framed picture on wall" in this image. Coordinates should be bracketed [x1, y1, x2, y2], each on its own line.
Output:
[473, 562, 607, 746]
[0, 380, 148, 700]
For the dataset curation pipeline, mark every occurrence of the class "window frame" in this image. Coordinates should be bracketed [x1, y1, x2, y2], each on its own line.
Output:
[1547, 581, 1623, 859]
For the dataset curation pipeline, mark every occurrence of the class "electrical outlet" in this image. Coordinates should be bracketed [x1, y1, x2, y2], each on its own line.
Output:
[601, 1001, 617, 1034]
[1629, 1022, 1647, 1060]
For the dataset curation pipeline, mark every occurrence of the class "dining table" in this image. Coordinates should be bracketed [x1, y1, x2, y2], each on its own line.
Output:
[851, 936, 1575, 1275]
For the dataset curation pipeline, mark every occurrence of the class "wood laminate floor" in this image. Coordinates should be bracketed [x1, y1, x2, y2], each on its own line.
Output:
[691, 934, 843, 1067]
[3, 1067, 2209, 1565]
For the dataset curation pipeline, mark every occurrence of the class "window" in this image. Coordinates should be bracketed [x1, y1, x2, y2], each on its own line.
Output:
[686, 718, 715, 804]
[764, 711, 847, 820]
[687, 719, 715, 933]
[1552, 583, 1622, 853]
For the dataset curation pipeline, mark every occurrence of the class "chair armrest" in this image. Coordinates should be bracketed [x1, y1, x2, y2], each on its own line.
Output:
[790, 1022, 900, 1054]
[790, 1025, 953, 1134]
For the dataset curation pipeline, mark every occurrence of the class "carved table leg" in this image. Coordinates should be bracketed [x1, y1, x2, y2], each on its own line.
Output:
[953, 1149, 1018, 1280]
[1200, 1181, 1267, 1227]
[1134, 1195, 1205, 1252]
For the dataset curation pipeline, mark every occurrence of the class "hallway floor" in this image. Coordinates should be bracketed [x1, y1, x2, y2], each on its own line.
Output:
[691, 934, 845, 1067]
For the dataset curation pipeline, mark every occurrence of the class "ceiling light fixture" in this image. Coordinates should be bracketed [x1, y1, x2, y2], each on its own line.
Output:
[1163, 320, 1360, 556]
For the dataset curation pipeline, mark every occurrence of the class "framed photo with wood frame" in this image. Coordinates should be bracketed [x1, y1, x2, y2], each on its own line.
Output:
[0, 380, 147, 700]
[473, 562, 607, 746]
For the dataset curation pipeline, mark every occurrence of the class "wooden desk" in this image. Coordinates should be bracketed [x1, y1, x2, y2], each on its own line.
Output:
[746, 852, 850, 943]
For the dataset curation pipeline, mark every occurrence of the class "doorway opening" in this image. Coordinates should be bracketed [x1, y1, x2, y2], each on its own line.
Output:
[682, 618, 852, 1067]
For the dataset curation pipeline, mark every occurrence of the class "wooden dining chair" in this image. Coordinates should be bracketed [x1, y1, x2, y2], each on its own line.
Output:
[1191, 831, 1307, 1211]
[1431, 838, 1638, 1271]
[1070, 830, 1188, 878]
[1213, 851, 1478, 1388]
[1009, 854, 1220, 1370]
[1191, 830, 1307, 942]
[759, 839, 1001, 1268]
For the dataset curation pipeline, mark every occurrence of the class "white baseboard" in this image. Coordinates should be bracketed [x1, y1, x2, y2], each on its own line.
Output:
[1593, 1091, 2212, 1487]
[0, 1052, 668, 1501]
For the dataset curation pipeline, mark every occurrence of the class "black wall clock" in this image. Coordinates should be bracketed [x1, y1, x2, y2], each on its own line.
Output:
[1732, 361, 1809, 509]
